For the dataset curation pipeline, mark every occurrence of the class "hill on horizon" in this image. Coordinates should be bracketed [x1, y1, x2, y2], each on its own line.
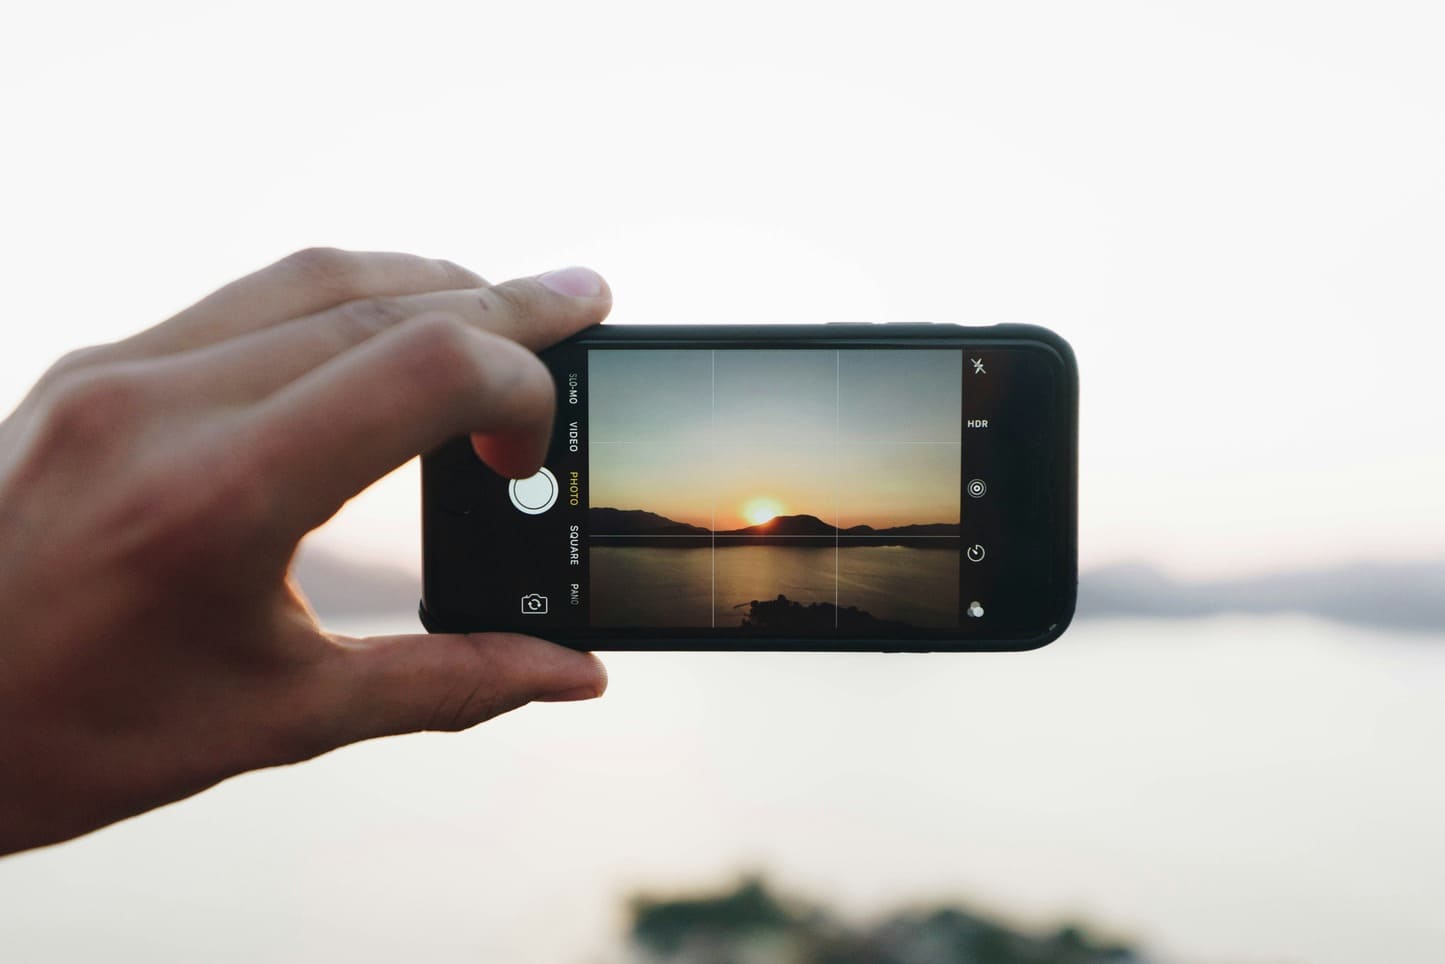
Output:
[592, 508, 960, 537]
[1078, 559, 1445, 635]
[589, 507, 709, 535]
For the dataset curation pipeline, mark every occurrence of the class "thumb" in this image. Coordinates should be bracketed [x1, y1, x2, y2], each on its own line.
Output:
[321, 633, 607, 745]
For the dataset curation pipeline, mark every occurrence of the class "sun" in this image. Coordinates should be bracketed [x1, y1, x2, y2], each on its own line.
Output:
[742, 497, 784, 526]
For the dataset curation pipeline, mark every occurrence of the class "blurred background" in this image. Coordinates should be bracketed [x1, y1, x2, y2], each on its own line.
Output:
[2, 2, 1442, 961]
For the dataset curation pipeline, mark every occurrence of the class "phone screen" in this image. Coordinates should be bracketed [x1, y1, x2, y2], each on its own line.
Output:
[582, 347, 962, 631]
[423, 327, 1075, 649]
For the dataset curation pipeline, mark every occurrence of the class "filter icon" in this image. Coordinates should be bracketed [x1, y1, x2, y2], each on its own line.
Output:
[967, 478, 987, 498]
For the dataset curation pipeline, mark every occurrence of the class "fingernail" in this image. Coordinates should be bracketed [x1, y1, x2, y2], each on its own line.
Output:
[537, 266, 605, 298]
[536, 685, 603, 703]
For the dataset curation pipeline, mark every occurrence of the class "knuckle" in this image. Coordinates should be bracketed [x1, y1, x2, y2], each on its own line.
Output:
[36, 367, 153, 454]
[434, 257, 484, 290]
[430, 640, 504, 731]
[22, 372, 244, 582]
[280, 246, 368, 300]
[481, 280, 538, 321]
[395, 313, 481, 393]
[333, 295, 413, 341]
[41, 345, 112, 386]
[438, 692, 501, 732]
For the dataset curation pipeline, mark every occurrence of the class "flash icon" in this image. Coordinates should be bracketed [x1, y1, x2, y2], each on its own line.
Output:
[971, 358, 986, 375]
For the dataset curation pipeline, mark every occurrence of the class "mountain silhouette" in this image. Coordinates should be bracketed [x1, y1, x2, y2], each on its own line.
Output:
[854, 522, 961, 536]
[589, 507, 709, 535]
[719, 514, 834, 536]
[593, 508, 959, 538]
[1078, 559, 1445, 635]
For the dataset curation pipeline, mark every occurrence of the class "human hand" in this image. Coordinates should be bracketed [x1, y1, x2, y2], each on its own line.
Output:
[0, 249, 612, 856]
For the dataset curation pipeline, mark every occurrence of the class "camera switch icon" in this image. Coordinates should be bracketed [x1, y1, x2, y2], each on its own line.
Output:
[520, 593, 549, 615]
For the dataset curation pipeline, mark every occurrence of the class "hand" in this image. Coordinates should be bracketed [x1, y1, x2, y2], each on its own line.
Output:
[0, 248, 612, 856]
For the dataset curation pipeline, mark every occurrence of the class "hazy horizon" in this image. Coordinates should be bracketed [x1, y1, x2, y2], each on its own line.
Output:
[292, 544, 1445, 636]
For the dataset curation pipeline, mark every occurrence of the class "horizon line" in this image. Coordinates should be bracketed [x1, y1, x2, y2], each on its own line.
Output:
[592, 507, 961, 530]
[590, 534, 963, 539]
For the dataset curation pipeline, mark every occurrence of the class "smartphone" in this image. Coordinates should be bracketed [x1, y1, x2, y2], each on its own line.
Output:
[420, 324, 1077, 652]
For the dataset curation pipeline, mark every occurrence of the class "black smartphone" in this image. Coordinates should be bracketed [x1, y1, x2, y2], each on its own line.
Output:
[420, 324, 1077, 652]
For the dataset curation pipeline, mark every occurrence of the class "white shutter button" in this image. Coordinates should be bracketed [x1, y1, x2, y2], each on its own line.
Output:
[508, 467, 559, 515]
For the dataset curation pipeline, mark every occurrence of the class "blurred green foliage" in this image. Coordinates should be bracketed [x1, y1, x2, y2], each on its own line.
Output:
[626, 876, 1143, 964]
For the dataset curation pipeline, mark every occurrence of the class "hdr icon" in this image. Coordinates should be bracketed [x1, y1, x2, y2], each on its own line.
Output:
[967, 419, 989, 429]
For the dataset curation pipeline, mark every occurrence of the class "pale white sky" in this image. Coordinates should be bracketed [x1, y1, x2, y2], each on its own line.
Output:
[2, 1, 1442, 579]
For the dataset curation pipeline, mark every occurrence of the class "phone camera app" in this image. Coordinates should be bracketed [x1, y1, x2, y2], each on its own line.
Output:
[586, 348, 963, 630]
[520, 593, 549, 615]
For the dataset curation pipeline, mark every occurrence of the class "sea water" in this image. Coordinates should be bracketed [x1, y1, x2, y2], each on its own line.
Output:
[591, 545, 959, 628]
[2, 616, 1442, 964]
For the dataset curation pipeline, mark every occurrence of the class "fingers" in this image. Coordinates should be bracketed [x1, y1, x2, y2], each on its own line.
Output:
[118, 248, 489, 359]
[247, 311, 559, 533]
[318, 632, 607, 746]
[161, 267, 611, 407]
